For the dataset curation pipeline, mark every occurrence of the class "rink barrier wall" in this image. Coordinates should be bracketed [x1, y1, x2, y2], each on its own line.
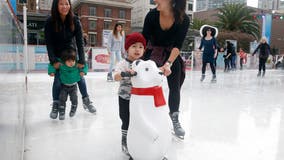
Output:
[0, 45, 274, 72]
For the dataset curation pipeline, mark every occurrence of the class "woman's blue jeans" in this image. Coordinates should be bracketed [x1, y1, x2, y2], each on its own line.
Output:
[108, 50, 122, 73]
[52, 70, 88, 101]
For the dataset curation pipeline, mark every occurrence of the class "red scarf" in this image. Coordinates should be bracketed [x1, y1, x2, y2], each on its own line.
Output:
[131, 86, 166, 107]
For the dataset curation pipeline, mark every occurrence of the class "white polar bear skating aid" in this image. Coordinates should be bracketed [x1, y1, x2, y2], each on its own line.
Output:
[127, 60, 172, 160]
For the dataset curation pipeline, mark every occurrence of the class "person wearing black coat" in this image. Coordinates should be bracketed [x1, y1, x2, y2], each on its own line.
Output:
[252, 37, 271, 77]
[44, 0, 96, 120]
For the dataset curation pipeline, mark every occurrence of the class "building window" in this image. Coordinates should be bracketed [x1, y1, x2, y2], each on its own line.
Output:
[104, 8, 112, 17]
[89, 20, 96, 30]
[104, 21, 112, 29]
[89, 7, 96, 16]
[188, 3, 193, 11]
[89, 34, 97, 46]
[119, 10, 125, 19]
[150, 0, 155, 5]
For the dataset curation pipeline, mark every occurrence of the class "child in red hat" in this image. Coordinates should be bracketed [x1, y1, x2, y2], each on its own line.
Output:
[113, 32, 146, 156]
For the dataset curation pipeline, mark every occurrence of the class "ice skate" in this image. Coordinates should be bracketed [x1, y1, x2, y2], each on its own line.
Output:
[50, 101, 59, 119]
[211, 74, 217, 83]
[121, 131, 130, 156]
[169, 112, 185, 140]
[262, 71, 265, 77]
[58, 105, 66, 120]
[83, 97, 96, 113]
[69, 104, 77, 117]
[257, 71, 261, 77]
[107, 72, 113, 81]
[200, 74, 205, 82]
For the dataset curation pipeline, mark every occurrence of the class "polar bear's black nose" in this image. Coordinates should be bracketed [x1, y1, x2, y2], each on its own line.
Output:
[159, 71, 163, 75]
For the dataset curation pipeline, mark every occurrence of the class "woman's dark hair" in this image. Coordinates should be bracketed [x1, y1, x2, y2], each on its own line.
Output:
[51, 0, 75, 32]
[112, 23, 123, 39]
[171, 0, 186, 24]
[61, 48, 76, 62]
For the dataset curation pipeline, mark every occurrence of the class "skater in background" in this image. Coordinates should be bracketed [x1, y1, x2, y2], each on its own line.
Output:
[107, 23, 125, 81]
[142, 0, 189, 139]
[239, 48, 247, 70]
[113, 32, 146, 155]
[48, 48, 88, 120]
[44, 0, 96, 119]
[230, 43, 237, 71]
[214, 44, 224, 68]
[198, 25, 218, 82]
[223, 41, 233, 72]
[252, 37, 271, 77]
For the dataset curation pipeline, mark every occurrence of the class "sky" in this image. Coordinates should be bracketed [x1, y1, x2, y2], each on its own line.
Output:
[247, 0, 258, 8]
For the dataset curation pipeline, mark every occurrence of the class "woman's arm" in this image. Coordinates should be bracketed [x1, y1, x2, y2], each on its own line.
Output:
[252, 44, 260, 56]
[167, 15, 189, 63]
[74, 17, 85, 65]
[44, 18, 58, 65]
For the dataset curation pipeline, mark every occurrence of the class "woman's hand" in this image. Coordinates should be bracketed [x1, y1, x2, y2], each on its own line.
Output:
[80, 72, 85, 77]
[160, 62, 172, 76]
[77, 63, 85, 69]
[53, 62, 60, 69]
[214, 52, 218, 58]
[49, 73, 55, 77]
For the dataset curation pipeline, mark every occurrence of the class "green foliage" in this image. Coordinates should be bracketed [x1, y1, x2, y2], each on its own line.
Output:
[191, 19, 210, 30]
[215, 3, 260, 39]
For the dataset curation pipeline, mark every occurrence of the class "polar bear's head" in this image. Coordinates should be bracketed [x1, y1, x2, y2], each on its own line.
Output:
[131, 60, 164, 88]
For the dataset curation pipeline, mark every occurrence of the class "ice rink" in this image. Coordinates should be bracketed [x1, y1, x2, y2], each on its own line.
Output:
[1, 69, 284, 160]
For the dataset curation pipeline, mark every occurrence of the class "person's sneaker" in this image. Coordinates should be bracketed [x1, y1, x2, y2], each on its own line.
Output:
[83, 97, 96, 113]
[69, 104, 77, 117]
[200, 74, 205, 82]
[50, 101, 59, 119]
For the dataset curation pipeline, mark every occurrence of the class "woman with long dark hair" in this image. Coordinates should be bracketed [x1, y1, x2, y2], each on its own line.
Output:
[106, 23, 125, 81]
[45, 0, 96, 119]
[142, 0, 189, 139]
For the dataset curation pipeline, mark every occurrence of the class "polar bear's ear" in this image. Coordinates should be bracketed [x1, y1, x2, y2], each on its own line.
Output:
[135, 60, 141, 66]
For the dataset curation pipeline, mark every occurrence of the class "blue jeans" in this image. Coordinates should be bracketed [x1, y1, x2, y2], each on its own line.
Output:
[231, 55, 237, 69]
[52, 70, 88, 101]
[108, 50, 122, 73]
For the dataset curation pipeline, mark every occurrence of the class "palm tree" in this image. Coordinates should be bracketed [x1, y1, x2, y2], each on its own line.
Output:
[191, 18, 210, 30]
[215, 3, 260, 39]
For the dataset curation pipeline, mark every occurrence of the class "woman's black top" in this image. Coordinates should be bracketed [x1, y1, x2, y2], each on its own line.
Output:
[142, 8, 189, 49]
[253, 43, 271, 59]
[44, 16, 85, 65]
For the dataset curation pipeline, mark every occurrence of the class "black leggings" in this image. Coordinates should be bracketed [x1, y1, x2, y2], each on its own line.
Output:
[259, 58, 267, 72]
[202, 61, 216, 75]
[119, 96, 130, 130]
[167, 56, 185, 113]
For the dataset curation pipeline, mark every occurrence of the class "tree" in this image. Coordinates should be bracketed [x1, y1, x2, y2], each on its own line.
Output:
[191, 18, 210, 30]
[215, 3, 260, 39]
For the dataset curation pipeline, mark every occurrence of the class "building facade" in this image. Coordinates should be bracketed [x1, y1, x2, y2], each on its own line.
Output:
[73, 0, 132, 47]
[257, 0, 284, 11]
[17, 0, 47, 45]
[38, 0, 52, 11]
[195, 0, 247, 11]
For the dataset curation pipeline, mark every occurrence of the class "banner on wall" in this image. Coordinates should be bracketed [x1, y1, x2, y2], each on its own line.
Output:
[102, 30, 112, 48]
[262, 13, 272, 44]
[91, 48, 110, 71]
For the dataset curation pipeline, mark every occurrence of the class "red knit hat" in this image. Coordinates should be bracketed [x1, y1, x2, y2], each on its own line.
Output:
[125, 32, 146, 51]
